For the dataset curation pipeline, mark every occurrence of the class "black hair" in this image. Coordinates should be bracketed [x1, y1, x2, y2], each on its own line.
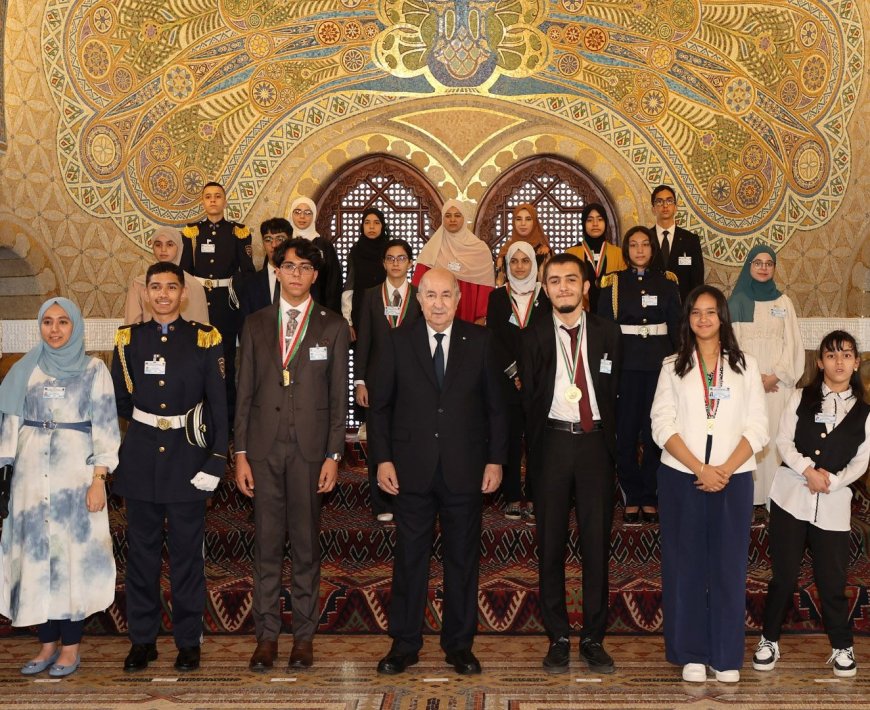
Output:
[803, 330, 865, 404]
[581, 202, 609, 241]
[621, 225, 659, 269]
[146, 261, 185, 286]
[673, 285, 745, 377]
[260, 217, 292, 238]
[383, 238, 413, 261]
[202, 181, 225, 194]
[651, 184, 676, 205]
[272, 237, 323, 271]
[542, 252, 586, 283]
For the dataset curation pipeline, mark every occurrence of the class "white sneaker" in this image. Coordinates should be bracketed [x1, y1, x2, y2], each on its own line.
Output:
[752, 636, 780, 671]
[828, 647, 857, 678]
[376, 512, 394, 523]
[682, 663, 707, 682]
[712, 668, 740, 683]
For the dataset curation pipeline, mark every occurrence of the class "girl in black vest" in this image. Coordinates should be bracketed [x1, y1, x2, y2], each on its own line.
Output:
[753, 330, 869, 678]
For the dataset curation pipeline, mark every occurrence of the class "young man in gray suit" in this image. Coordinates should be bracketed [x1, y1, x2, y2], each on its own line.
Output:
[234, 238, 349, 671]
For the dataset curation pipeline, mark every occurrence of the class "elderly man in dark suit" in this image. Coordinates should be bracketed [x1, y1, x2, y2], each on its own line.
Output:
[522, 252, 622, 676]
[647, 184, 705, 303]
[368, 267, 508, 676]
[234, 238, 349, 672]
[354, 238, 421, 522]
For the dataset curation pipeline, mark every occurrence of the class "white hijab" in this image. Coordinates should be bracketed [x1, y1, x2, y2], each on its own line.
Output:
[289, 196, 320, 240]
[505, 240, 538, 295]
[417, 199, 494, 287]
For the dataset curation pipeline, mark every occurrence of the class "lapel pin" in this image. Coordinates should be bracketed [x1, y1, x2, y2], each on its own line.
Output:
[320, 310, 325, 316]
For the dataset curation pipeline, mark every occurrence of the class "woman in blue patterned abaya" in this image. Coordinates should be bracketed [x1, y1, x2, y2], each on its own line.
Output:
[0, 298, 120, 678]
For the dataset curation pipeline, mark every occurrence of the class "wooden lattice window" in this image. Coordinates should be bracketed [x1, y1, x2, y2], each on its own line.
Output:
[474, 155, 618, 255]
[315, 155, 443, 427]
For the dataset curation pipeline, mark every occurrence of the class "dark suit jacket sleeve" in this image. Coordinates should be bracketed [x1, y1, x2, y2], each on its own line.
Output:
[367, 328, 397, 465]
[322, 241, 342, 313]
[355, 288, 374, 382]
[665, 280, 682, 352]
[519, 324, 544, 446]
[485, 289, 515, 376]
[688, 229, 705, 292]
[233, 315, 256, 452]
[597, 284, 615, 321]
[179, 232, 194, 273]
[326, 319, 350, 454]
[236, 230, 256, 274]
[202, 335, 229, 477]
[483, 330, 510, 465]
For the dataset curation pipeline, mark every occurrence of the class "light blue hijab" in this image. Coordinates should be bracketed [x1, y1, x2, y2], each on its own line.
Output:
[0, 297, 89, 417]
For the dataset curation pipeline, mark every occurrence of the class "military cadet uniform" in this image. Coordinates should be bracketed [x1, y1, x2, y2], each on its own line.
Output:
[598, 268, 681, 512]
[179, 218, 255, 424]
[111, 318, 229, 653]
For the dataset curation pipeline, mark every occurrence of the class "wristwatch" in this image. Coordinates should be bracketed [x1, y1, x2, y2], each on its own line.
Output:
[326, 452, 342, 462]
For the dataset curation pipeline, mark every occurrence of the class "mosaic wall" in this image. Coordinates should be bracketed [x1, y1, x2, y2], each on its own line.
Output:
[0, 1, 867, 317]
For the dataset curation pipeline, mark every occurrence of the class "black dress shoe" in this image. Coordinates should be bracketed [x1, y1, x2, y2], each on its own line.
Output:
[445, 648, 482, 675]
[377, 650, 419, 675]
[174, 646, 201, 671]
[623, 509, 640, 525]
[542, 637, 570, 674]
[124, 643, 158, 672]
[641, 509, 659, 524]
[580, 639, 615, 674]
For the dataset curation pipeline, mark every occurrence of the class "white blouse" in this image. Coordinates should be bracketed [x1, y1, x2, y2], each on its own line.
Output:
[651, 352, 769, 474]
[770, 385, 870, 532]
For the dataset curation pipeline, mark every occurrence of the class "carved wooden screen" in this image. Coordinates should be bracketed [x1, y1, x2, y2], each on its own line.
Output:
[315, 155, 443, 427]
[474, 155, 618, 255]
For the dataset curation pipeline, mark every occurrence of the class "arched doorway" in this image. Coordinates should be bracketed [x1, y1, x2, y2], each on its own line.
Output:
[474, 155, 618, 254]
[314, 155, 443, 426]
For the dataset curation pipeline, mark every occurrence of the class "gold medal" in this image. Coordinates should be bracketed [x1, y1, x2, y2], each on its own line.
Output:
[707, 418, 715, 433]
[283, 369, 290, 387]
[565, 384, 583, 403]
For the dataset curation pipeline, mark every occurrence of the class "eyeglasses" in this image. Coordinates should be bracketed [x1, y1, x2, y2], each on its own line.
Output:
[384, 255, 409, 264]
[262, 235, 287, 245]
[279, 262, 315, 274]
[654, 198, 676, 207]
[751, 259, 775, 269]
[292, 209, 314, 217]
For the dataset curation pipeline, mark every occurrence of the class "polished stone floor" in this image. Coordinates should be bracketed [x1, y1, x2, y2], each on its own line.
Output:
[0, 633, 865, 708]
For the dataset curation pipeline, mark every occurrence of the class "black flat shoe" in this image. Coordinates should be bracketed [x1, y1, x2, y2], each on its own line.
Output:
[580, 639, 615, 674]
[445, 648, 481, 675]
[124, 643, 157, 672]
[641, 509, 659, 524]
[377, 650, 419, 675]
[542, 637, 570, 674]
[174, 645, 201, 672]
[623, 509, 640, 525]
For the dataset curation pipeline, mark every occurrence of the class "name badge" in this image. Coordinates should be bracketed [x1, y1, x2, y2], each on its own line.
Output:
[309, 346, 328, 361]
[384, 306, 401, 317]
[641, 295, 658, 307]
[447, 261, 462, 272]
[599, 356, 612, 374]
[43, 386, 65, 399]
[814, 413, 836, 425]
[709, 386, 730, 400]
[770, 307, 787, 318]
[144, 360, 166, 375]
[200, 242, 216, 253]
[678, 255, 692, 266]
[508, 313, 519, 327]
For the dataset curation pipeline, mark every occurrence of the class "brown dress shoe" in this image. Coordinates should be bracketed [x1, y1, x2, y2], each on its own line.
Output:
[249, 639, 278, 672]
[289, 639, 314, 669]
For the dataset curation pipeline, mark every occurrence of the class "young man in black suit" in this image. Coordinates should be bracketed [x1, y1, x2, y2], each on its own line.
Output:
[238, 217, 291, 326]
[354, 238, 421, 522]
[648, 184, 705, 303]
[368, 268, 508, 676]
[521, 253, 622, 675]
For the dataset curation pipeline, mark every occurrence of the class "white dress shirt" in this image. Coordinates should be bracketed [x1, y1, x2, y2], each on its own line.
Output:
[770, 385, 870, 531]
[268, 268, 278, 304]
[548, 313, 602, 422]
[651, 352, 769, 474]
[426, 322, 453, 369]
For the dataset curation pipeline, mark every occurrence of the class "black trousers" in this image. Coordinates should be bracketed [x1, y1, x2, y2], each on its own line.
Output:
[502, 390, 534, 504]
[388, 463, 482, 655]
[125, 498, 207, 648]
[615, 369, 660, 507]
[762, 500, 852, 648]
[206, 290, 238, 424]
[535, 426, 613, 642]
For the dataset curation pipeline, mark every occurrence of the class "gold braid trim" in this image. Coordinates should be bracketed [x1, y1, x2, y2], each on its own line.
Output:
[664, 270, 679, 285]
[114, 327, 133, 394]
[233, 224, 250, 239]
[197, 326, 223, 348]
[181, 225, 198, 238]
[600, 273, 618, 319]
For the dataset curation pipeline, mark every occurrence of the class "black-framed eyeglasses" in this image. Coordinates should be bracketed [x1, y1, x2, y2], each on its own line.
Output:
[654, 198, 676, 207]
[262, 234, 288, 245]
[751, 259, 775, 268]
[279, 262, 315, 274]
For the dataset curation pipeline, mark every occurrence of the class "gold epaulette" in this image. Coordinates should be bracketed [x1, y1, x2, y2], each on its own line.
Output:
[233, 224, 250, 239]
[181, 225, 198, 239]
[599, 273, 617, 289]
[664, 270, 679, 284]
[114, 325, 132, 347]
[197, 325, 223, 348]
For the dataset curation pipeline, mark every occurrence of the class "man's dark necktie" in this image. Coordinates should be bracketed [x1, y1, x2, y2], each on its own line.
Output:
[660, 230, 670, 266]
[392, 289, 401, 307]
[560, 325, 594, 432]
[433, 332, 445, 389]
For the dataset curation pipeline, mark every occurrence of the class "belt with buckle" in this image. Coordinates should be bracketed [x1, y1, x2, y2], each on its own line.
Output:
[194, 276, 232, 290]
[132, 407, 186, 431]
[620, 323, 668, 338]
[23, 419, 92, 433]
[546, 418, 604, 435]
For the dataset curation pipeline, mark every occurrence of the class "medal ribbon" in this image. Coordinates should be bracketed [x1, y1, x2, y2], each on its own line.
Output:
[557, 319, 585, 386]
[583, 240, 607, 278]
[382, 282, 410, 328]
[506, 284, 535, 329]
[279, 299, 314, 370]
[697, 347, 724, 421]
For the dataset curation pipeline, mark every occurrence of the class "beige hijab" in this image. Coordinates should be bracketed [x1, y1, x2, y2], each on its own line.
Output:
[289, 196, 320, 240]
[417, 199, 494, 287]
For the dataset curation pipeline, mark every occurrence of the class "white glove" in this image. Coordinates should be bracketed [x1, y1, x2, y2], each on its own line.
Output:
[190, 471, 220, 492]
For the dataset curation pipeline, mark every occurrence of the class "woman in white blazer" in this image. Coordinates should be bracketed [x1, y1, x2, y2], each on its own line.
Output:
[651, 285, 768, 684]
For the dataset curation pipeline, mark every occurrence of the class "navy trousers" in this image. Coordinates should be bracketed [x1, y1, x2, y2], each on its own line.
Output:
[658, 464, 753, 670]
[615, 370, 661, 507]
